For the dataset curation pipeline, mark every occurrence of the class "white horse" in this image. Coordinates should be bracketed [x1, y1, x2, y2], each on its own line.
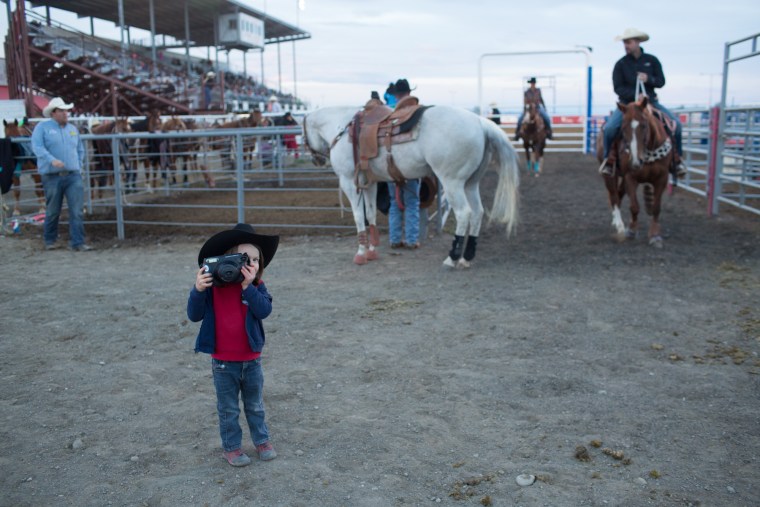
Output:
[303, 105, 520, 268]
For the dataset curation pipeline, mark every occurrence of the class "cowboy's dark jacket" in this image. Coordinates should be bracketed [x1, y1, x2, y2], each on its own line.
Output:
[613, 48, 665, 104]
[187, 281, 272, 354]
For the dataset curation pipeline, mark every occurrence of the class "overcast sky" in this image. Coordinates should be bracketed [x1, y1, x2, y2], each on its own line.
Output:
[3, 0, 759, 114]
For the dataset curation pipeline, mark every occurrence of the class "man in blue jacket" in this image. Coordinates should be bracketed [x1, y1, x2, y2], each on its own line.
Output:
[599, 28, 687, 178]
[31, 97, 92, 251]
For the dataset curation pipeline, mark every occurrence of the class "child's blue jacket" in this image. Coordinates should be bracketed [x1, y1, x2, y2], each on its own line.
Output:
[186, 282, 272, 354]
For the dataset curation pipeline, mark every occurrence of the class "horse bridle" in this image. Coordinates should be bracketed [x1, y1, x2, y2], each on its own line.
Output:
[302, 117, 348, 161]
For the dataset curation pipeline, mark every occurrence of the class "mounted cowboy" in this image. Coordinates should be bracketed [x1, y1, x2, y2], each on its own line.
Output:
[514, 77, 553, 141]
[599, 28, 687, 178]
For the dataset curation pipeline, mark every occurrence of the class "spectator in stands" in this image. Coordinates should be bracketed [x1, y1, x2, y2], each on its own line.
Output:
[387, 78, 420, 250]
[514, 77, 553, 141]
[267, 95, 282, 114]
[203, 71, 216, 109]
[31, 97, 92, 251]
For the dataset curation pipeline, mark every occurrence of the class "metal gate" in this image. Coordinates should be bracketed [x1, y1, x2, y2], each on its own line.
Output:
[710, 32, 760, 216]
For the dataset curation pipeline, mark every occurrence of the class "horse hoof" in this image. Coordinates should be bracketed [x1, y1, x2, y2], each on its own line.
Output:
[457, 258, 471, 269]
[368, 225, 380, 247]
[366, 249, 379, 261]
[443, 256, 457, 268]
[353, 254, 368, 265]
[649, 236, 663, 248]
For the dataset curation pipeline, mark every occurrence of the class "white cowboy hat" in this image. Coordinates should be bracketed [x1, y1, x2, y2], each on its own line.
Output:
[206, 71, 216, 78]
[615, 28, 649, 42]
[43, 97, 74, 118]
[268, 95, 278, 102]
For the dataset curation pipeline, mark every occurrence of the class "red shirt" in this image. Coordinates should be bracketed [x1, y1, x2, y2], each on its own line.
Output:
[211, 284, 261, 361]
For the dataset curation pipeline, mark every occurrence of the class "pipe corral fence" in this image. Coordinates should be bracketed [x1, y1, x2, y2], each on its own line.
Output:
[2, 120, 364, 238]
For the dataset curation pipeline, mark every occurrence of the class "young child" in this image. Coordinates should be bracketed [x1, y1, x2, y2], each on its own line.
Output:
[187, 223, 280, 467]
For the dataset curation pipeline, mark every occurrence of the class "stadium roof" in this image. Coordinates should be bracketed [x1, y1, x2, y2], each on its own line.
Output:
[29, 0, 310, 48]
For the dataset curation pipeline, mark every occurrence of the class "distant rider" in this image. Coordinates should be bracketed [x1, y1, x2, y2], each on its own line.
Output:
[514, 77, 553, 141]
[599, 28, 687, 178]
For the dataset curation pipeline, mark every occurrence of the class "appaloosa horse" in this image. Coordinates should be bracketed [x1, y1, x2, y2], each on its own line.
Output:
[304, 104, 520, 268]
[596, 96, 673, 247]
[519, 103, 547, 176]
[3, 119, 44, 215]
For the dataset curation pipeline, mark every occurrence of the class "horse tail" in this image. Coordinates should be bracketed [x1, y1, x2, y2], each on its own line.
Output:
[483, 119, 520, 236]
[643, 183, 655, 215]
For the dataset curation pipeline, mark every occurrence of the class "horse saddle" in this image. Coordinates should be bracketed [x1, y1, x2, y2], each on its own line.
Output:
[650, 108, 677, 138]
[349, 96, 431, 185]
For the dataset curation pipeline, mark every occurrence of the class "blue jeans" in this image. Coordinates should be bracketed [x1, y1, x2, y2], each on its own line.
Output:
[602, 101, 683, 158]
[388, 179, 420, 245]
[41, 171, 85, 247]
[516, 105, 552, 132]
[212, 358, 270, 452]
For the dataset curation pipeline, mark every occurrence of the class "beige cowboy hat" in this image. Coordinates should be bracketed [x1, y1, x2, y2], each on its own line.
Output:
[43, 97, 74, 118]
[615, 28, 649, 42]
[206, 71, 216, 78]
[268, 95, 279, 102]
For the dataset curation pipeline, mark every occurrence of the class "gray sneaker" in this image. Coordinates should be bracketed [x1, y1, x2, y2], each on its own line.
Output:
[223, 449, 252, 467]
[70, 244, 94, 252]
[255, 441, 277, 461]
[45, 243, 61, 251]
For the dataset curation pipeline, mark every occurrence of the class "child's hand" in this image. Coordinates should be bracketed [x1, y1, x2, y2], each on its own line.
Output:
[241, 263, 257, 290]
[195, 267, 213, 292]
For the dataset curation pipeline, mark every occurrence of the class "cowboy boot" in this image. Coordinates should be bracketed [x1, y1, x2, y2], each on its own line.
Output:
[673, 153, 687, 178]
[599, 150, 616, 176]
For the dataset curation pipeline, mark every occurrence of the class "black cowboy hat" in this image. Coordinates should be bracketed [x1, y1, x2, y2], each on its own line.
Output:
[394, 78, 415, 94]
[370, 90, 380, 100]
[198, 223, 279, 269]
[385, 82, 396, 94]
[527, 77, 537, 84]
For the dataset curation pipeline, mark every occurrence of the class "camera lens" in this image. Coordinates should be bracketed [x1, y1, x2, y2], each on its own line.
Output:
[217, 261, 241, 283]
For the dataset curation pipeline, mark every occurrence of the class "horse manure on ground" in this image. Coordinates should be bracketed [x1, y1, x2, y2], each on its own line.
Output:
[448, 473, 496, 501]
[601, 448, 626, 460]
[574, 445, 592, 462]
[589, 439, 603, 448]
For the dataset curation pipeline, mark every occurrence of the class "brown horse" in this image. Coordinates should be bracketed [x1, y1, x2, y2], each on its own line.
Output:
[596, 96, 673, 247]
[519, 103, 547, 177]
[211, 112, 261, 170]
[180, 118, 215, 188]
[90, 119, 132, 199]
[129, 110, 163, 192]
[3, 119, 45, 215]
[158, 116, 190, 185]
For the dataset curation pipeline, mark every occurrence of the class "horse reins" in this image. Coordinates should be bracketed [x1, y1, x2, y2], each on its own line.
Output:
[302, 117, 350, 161]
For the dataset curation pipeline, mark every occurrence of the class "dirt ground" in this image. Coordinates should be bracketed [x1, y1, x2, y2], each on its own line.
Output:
[1, 152, 759, 507]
